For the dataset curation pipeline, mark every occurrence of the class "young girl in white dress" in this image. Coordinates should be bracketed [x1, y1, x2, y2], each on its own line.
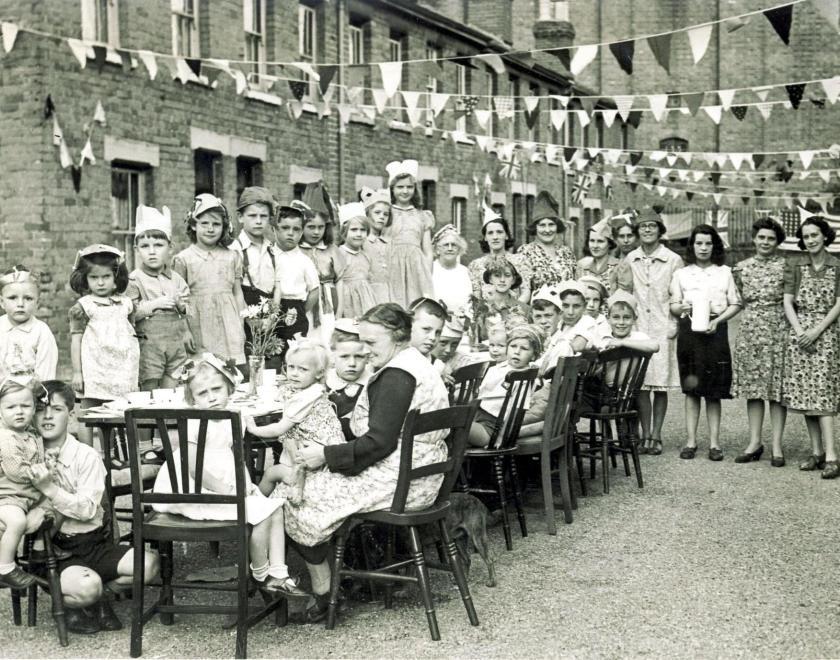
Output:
[151, 354, 305, 596]
[245, 339, 344, 504]
[360, 187, 392, 305]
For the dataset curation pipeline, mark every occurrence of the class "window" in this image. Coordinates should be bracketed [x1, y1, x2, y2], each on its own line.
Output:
[111, 164, 149, 270]
[455, 63, 467, 132]
[421, 180, 436, 213]
[389, 33, 406, 122]
[508, 77, 519, 140]
[512, 193, 525, 240]
[528, 83, 540, 142]
[621, 123, 630, 150]
[298, 3, 317, 99]
[660, 136, 689, 152]
[451, 197, 466, 233]
[244, 0, 266, 83]
[485, 70, 496, 137]
[348, 24, 364, 64]
[292, 183, 306, 200]
[194, 149, 223, 196]
[595, 114, 604, 148]
[171, 0, 198, 57]
[425, 44, 441, 128]
[82, 0, 119, 46]
[567, 109, 577, 146]
[236, 157, 263, 199]
[538, 0, 570, 21]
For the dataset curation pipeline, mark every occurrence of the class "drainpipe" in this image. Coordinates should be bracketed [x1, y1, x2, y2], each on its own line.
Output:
[336, 0, 346, 202]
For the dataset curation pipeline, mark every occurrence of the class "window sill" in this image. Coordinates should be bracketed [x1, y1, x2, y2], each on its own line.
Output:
[83, 44, 133, 67]
[245, 89, 283, 106]
[388, 120, 413, 133]
[301, 102, 319, 114]
[350, 113, 375, 126]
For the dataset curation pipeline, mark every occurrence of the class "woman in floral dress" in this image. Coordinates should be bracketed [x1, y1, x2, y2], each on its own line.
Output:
[732, 218, 788, 467]
[468, 208, 524, 302]
[781, 216, 840, 480]
[516, 191, 576, 298]
[285, 303, 450, 620]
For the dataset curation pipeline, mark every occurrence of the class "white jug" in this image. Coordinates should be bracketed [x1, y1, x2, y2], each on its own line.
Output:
[690, 291, 711, 332]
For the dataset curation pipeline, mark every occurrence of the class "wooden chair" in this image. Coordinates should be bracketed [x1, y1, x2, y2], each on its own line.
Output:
[325, 403, 480, 641]
[460, 368, 538, 551]
[515, 356, 580, 533]
[573, 348, 650, 495]
[124, 408, 286, 659]
[448, 360, 490, 405]
[4, 517, 69, 647]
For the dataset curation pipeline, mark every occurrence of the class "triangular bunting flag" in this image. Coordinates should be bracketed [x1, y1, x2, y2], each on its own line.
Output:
[402, 91, 423, 127]
[524, 96, 540, 114]
[378, 61, 402, 98]
[288, 79, 307, 101]
[799, 150, 816, 169]
[614, 96, 633, 122]
[684, 92, 704, 116]
[91, 45, 107, 73]
[819, 170, 832, 183]
[570, 44, 598, 76]
[79, 138, 95, 166]
[629, 151, 643, 166]
[93, 100, 106, 125]
[702, 152, 717, 167]
[718, 89, 736, 111]
[821, 76, 840, 104]
[579, 96, 596, 116]
[67, 38, 88, 68]
[692, 170, 706, 182]
[625, 164, 637, 175]
[604, 149, 622, 165]
[647, 33, 672, 73]
[317, 65, 337, 95]
[232, 69, 248, 95]
[763, 4, 794, 45]
[70, 165, 82, 193]
[287, 99, 304, 120]
[336, 103, 352, 126]
[730, 153, 749, 170]
[712, 193, 722, 205]
[550, 108, 567, 131]
[185, 58, 201, 77]
[756, 102, 773, 119]
[475, 53, 506, 74]
[665, 153, 677, 166]
[1, 21, 19, 53]
[175, 58, 196, 84]
[344, 64, 366, 89]
[345, 86, 363, 105]
[287, 62, 320, 82]
[474, 135, 492, 152]
[786, 83, 805, 109]
[686, 191, 695, 201]
[494, 96, 514, 120]
[52, 116, 63, 147]
[59, 140, 73, 169]
[564, 147, 579, 163]
[679, 152, 693, 165]
[524, 106, 539, 130]
[731, 105, 748, 121]
[753, 86, 771, 102]
[703, 105, 723, 124]
[710, 171, 722, 186]
[545, 144, 559, 163]
[473, 109, 491, 130]
[648, 94, 668, 122]
[752, 154, 765, 169]
[609, 40, 635, 74]
[137, 51, 157, 80]
[576, 109, 591, 128]
[649, 150, 667, 162]
[812, 0, 840, 33]
[687, 24, 712, 63]
[601, 109, 617, 127]
[658, 167, 671, 180]
[429, 92, 450, 117]
[372, 88, 389, 114]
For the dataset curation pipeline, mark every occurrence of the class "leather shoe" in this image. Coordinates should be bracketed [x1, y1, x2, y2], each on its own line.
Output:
[0, 566, 37, 589]
[65, 607, 100, 635]
[97, 599, 123, 631]
[800, 454, 826, 471]
[734, 446, 763, 463]
[679, 446, 697, 460]
[820, 461, 840, 479]
[771, 455, 786, 468]
[262, 575, 309, 598]
[708, 447, 724, 462]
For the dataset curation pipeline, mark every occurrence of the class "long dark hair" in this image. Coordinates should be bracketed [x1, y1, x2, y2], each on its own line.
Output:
[479, 218, 515, 253]
[685, 223, 726, 266]
[796, 216, 836, 251]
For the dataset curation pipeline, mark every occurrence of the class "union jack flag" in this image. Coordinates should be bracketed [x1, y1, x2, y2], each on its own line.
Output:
[571, 172, 595, 205]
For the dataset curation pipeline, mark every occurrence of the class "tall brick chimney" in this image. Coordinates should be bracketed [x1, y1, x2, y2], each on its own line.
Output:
[533, 0, 575, 71]
[466, 0, 514, 45]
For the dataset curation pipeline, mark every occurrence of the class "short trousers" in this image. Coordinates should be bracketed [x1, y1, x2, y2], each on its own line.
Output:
[0, 496, 34, 511]
[137, 315, 189, 382]
[54, 525, 130, 583]
[474, 407, 499, 438]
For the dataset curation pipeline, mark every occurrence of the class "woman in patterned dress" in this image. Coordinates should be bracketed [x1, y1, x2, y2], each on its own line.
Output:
[578, 218, 620, 294]
[732, 218, 788, 466]
[781, 217, 840, 480]
[285, 303, 450, 620]
[468, 206, 525, 302]
[516, 191, 576, 298]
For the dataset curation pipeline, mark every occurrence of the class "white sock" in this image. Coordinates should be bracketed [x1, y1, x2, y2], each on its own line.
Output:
[0, 562, 16, 575]
[250, 561, 269, 582]
[267, 564, 290, 580]
[308, 561, 331, 596]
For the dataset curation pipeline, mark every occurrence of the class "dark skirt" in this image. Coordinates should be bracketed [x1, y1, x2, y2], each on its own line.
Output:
[676, 317, 733, 399]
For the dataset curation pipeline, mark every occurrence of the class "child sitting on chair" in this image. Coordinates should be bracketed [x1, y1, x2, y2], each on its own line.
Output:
[245, 339, 344, 504]
[486, 323, 508, 364]
[579, 275, 612, 348]
[537, 281, 597, 375]
[325, 319, 370, 438]
[152, 354, 306, 596]
[468, 324, 543, 448]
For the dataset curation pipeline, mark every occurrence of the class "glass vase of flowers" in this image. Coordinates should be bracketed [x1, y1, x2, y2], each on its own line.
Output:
[240, 298, 288, 396]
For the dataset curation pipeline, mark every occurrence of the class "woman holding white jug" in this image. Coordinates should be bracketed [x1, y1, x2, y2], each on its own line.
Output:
[670, 224, 742, 461]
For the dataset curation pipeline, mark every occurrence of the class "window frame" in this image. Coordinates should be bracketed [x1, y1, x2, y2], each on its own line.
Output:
[82, 0, 120, 47]
[348, 24, 364, 65]
[171, 0, 199, 58]
[388, 34, 406, 123]
[455, 62, 468, 133]
[298, 3, 318, 100]
[244, 0, 267, 83]
[451, 197, 466, 234]
[110, 163, 149, 271]
[484, 69, 496, 137]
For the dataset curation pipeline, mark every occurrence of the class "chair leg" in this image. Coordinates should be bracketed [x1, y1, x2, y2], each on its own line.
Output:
[160, 541, 174, 625]
[438, 520, 478, 626]
[629, 428, 644, 489]
[235, 542, 249, 660]
[384, 527, 395, 609]
[130, 537, 147, 658]
[26, 582, 37, 626]
[11, 588, 22, 625]
[326, 529, 348, 630]
[508, 458, 527, 538]
[407, 526, 440, 641]
[43, 532, 68, 647]
[541, 449, 557, 535]
[601, 422, 610, 494]
[574, 442, 588, 497]
[566, 441, 578, 510]
[493, 457, 512, 551]
[557, 447, 574, 525]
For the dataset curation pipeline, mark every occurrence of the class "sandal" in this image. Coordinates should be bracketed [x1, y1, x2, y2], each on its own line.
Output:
[649, 439, 663, 456]
[679, 445, 697, 460]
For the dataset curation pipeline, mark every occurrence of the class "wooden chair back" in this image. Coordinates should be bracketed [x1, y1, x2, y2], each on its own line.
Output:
[485, 368, 538, 451]
[124, 409, 250, 524]
[583, 347, 651, 414]
[448, 361, 490, 405]
[390, 402, 478, 514]
[542, 356, 581, 449]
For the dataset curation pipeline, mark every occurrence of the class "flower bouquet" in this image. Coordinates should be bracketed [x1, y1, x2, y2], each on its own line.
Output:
[240, 298, 291, 393]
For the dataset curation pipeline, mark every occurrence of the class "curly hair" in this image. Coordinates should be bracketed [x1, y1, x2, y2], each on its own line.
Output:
[186, 207, 234, 247]
[796, 216, 836, 251]
[685, 223, 726, 266]
[69, 252, 129, 295]
[482, 255, 523, 290]
[479, 218, 516, 253]
[752, 216, 786, 244]
[42, 380, 76, 411]
[360, 303, 412, 344]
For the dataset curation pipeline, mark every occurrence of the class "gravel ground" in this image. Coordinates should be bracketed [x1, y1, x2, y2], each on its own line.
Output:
[2, 397, 839, 659]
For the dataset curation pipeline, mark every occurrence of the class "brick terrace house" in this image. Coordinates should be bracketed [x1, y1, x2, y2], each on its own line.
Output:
[0, 0, 631, 375]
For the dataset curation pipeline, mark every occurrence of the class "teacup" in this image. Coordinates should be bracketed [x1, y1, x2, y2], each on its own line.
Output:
[126, 391, 152, 407]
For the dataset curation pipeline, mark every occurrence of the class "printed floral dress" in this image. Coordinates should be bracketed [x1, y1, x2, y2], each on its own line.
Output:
[272, 383, 345, 472]
[283, 347, 449, 547]
[731, 255, 786, 401]
[385, 206, 434, 307]
[781, 253, 840, 414]
[516, 241, 577, 293]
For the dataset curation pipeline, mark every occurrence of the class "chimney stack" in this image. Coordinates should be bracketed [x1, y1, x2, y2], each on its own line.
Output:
[533, 0, 576, 71]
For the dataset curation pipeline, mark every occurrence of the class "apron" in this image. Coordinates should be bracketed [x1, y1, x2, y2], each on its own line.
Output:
[79, 295, 140, 400]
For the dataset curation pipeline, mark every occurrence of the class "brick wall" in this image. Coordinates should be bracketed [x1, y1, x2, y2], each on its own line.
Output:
[0, 0, 578, 377]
